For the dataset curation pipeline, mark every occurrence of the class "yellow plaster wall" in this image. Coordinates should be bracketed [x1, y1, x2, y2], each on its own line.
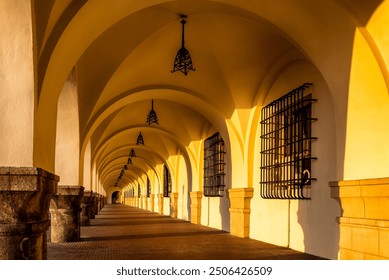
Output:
[344, 27, 389, 180]
[176, 154, 189, 221]
[0, 1, 34, 166]
[250, 60, 340, 259]
[55, 71, 80, 185]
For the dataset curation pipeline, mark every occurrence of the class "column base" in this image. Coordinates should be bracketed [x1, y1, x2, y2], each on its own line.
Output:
[81, 191, 93, 225]
[0, 167, 59, 259]
[228, 188, 254, 238]
[190, 191, 202, 224]
[49, 185, 84, 243]
[158, 194, 164, 214]
[330, 178, 389, 259]
[170, 192, 179, 218]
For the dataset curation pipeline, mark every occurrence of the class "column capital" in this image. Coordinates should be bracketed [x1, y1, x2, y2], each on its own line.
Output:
[0, 167, 58, 259]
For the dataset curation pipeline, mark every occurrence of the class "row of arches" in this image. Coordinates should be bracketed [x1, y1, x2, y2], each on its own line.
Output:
[1, 0, 389, 260]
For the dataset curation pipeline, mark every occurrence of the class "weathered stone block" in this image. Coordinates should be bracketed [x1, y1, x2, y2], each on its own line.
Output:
[0, 167, 59, 259]
[49, 185, 84, 243]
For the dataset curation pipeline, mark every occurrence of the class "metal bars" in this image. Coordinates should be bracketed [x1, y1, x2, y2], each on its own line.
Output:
[163, 165, 172, 197]
[203, 132, 226, 197]
[147, 177, 151, 197]
[260, 83, 317, 199]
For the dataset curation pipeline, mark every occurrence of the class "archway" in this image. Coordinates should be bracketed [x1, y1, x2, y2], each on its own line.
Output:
[111, 191, 120, 204]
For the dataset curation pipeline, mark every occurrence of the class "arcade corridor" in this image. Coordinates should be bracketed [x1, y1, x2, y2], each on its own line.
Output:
[47, 204, 321, 260]
[2, 0, 389, 261]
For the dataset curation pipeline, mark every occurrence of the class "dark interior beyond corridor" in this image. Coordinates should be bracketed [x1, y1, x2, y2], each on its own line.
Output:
[112, 191, 119, 204]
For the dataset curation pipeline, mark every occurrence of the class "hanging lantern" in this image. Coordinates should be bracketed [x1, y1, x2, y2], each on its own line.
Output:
[171, 15, 195, 76]
[137, 131, 144, 145]
[146, 99, 159, 125]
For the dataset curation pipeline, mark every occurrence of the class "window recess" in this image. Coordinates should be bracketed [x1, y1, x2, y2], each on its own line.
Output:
[203, 132, 226, 197]
[260, 83, 317, 199]
[163, 165, 172, 197]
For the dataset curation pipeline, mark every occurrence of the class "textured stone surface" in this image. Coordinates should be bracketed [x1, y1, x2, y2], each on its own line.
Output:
[90, 192, 99, 219]
[50, 185, 84, 243]
[47, 204, 324, 260]
[330, 178, 389, 259]
[81, 191, 93, 225]
[0, 167, 58, 259]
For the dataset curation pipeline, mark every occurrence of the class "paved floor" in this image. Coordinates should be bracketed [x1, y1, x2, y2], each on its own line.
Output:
[47, 204, 323, 260]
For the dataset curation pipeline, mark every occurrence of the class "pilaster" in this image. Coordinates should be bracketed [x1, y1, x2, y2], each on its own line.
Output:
[170, 192, 179, 218]
[158, 193, 164, 214]
[189, 191, 202, 224]
[228, 188, 254, 238]
[143, 195, 148, 210]
[330, 178, 389, 259]
[49, 185, 84, 243]
[0, 167, 59, 259]
[150, 194, 155, 212]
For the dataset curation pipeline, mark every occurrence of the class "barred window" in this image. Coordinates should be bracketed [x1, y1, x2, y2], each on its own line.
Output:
[163, 165, 172, 197]
[260, 83, 317, 199]
[147, 177, 151, 197]
[203, 132, 226, 197]
[138, 183, 141, 198]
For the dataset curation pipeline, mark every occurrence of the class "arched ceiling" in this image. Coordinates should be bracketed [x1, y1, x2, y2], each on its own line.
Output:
[33, 0, 384, 192]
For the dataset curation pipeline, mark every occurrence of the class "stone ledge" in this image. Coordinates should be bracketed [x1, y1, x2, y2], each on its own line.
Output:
[0, 167, 59, 191]
[329, 177, 389, 187]
[338, 217, 389, 228]
[57, 185, 84, 196]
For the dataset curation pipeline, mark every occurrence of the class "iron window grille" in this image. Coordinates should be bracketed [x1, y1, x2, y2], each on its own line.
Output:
[147, 177, 151, 197]
[163, 165, 172, 197]
[260, 83, 317, 199]
[203, 132, 226, 197]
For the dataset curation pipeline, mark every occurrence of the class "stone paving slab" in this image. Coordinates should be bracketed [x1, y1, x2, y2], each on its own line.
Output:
[47, 204, 324, 260]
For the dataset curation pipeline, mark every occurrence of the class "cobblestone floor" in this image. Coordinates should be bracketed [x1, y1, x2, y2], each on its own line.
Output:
[47, 204, 323, 260]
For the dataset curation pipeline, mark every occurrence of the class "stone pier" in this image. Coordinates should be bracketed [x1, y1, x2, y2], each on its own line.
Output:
[90, 192, 98, 219]
[49, 185, 84, 243]
[81, 190, 93, 225]
[190, 191, 203, 224]
[0, 167, 59, 259]
[228, 188, 254, 238]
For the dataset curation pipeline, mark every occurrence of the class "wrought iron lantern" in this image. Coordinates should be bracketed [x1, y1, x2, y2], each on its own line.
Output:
[171, 15, 195, 75]
[136, 131, 144, 145]
[146, 99, 159, 125]
[129, 148, 136, 158]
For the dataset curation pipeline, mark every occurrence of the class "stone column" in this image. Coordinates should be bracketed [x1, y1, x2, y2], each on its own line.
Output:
[158, 193, 164, 214]
[140, 195, 143, 209]
[0, 167, 58, 260]
[93, 193, 99, 216]
[49, 185, 84, 243]
[190, 191, 202, 224]
[97, 194, 102, 211]
[150, 194, 155, 212]
[90, 192, 98, 219]
[170, 192, 179, 218]
[228, 188, 254, 238]
[330, 178, 389, 260]
[81, 190, 93, 225]
[102, 196, 106, 208]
